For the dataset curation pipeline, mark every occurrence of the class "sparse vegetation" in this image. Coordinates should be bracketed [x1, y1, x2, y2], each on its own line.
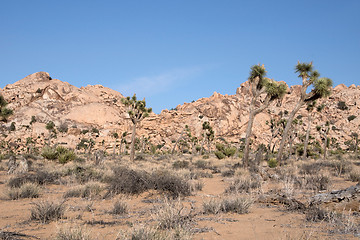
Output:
[30, 200, 66, 223]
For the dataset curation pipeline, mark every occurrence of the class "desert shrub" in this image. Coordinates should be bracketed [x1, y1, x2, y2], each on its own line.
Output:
[7, 182, 41, 200]
[111, 199, 128, 215]
[172, 160, 189, 169]
[194, 160, 210, 169]
[56, 226, 92, 240]
[41, 146, 58, 160]
[68, 165, 104, 184]
[305, 174, 331, 191]
[119, 225, 192, 240]
[106, 166, 151, 196]
[337, 101, 348, 110]
[226, 175, 262, 193]
[151, 170, 192, 198]
[203, 196, 252, 214]
[221, 169, 235, 177]
[221, 195, 253, 214]
[348, 170, 360, 182]
[8, 170, 60, 188]
[268, 158, 278, 168]
[348, 115, 356, 122]
[214, 151, 225, 159]
[152, 198, 193, 230]
[30, 200, 66, 223]
[189, 180, 203, 192]
[58, 123, 68, 133]
[91, 128, 99, 134]
[58, 150, 76, 164]
[64, 182, 102, 198]
[305, 206, 332, 222]
[215, 143, 236, 159]
[299, 162, 322, 175]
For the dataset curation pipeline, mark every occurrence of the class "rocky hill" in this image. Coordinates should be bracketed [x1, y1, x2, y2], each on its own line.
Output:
[1, 72, 359, 154]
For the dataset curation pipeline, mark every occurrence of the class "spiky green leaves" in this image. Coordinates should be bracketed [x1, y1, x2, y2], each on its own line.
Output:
[249, 64, 268, 90]
[0, 94, 13, 122]
[265, 80, 287, 101]
[121, 94, 152, 123]
[313, 77, 332, 98]
[295, 62, 313, 78]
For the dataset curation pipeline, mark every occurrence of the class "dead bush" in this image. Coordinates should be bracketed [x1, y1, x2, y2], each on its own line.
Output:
[56, 225, 92, 240]
[7, 182, 41, 200]
[111, 199, 128, 215]
[64, 182, 102, 199]
[203, 195, 252, 214]
[225, 175, 262, 193]
[30, 200, 66, 223]
[305, 174, 331, 191]
[152, 198, 193, 230]
[106, 166, 151, 196]
[151, 170, 192, 198]
[8, 170, 60, 188]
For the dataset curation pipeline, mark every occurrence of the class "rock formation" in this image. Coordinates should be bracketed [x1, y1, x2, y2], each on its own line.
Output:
[1, 72, 359, 154]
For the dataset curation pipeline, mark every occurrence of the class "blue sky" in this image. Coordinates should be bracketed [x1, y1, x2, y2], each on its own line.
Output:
[1, 0, 359, 113]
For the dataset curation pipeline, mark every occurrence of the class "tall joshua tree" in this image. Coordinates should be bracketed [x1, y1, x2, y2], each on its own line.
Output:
[0, 94, 13, 122]
[242, 64, 287, 168]
[121, 94, 152, 161]
[303, 102, 325, 160]
[276, 62, 332, 163]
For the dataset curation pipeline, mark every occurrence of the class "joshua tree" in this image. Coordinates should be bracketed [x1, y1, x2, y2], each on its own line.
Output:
[276, 62, 333, 163]
[119, 131, 128, 154]
[0, 94, 13, 122]
[242, 64, 287, 168]
[45, 121, 55, 146]
[121, 94, 152, 161]
[172, 125, 191, 154]
[112, 132, 119, 155]
[200, 121, 214, 154]
[303, 102, 325, 159]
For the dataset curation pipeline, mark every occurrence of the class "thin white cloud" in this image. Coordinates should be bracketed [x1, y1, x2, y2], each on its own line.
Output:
[117, 67, 202, 97]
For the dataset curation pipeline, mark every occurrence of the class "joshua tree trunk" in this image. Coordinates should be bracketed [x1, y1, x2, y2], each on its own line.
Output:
[303, 114, 312, 160]
[130, 122, 137, 161]
[243, 96, 270, 168]
[276, 96, 304, 164]
[323, 126, 330, 160]
[243, 110, 255, 168]
[200, 132, 206, 155]
[172, 130, 185, 155]
[113, 139, 117, 155]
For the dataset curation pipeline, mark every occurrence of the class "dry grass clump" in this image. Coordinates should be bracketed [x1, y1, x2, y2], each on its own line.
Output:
[151, 170, 192, 198]
[7, 182, 41, 200]
[225, 175, 262, 193]
[152, 198, 194, 230]
[305, 207, 359, 235]
[304, 174, 331, 191]
[30, 200, 66, 223]
[172, 160, 190, 169]
[118, 224, 192, 240]
[65, 164, 105, 184]
[64, 182, 102, 199]
[348, 169, 360, 182]
[203, 195, 253, 214]
[106, 166, 151, 196]
[56, 225, 92, 240]
[8, 170, 60, 188]
[110, 199, 128, 215]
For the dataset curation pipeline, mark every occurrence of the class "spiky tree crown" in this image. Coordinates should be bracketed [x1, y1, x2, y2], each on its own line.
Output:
[265, 80, 287, 100]
[295, 62, 313, 78]
[121, 94, 152, 123]
[249, 64, 268, 90]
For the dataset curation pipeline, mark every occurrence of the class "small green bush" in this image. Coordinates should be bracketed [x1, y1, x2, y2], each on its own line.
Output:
[348, 115, 356, 122]
[41, 146, 58, 160]
[214, 151, 225, 159]
[172, 160, 189, 169]
[268, 158, 278, 168]
[58, 151, 76, 164]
